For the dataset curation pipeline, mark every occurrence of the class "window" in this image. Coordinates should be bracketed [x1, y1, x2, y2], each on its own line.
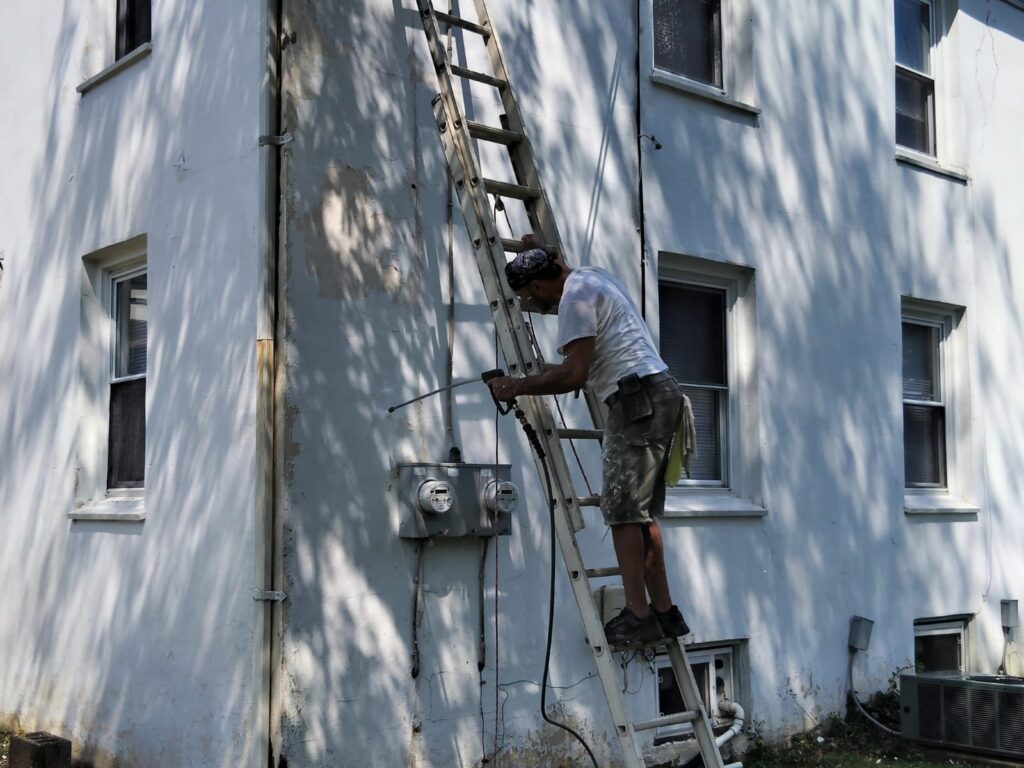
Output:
[914, 617, 970, 673]
[107, 270, 147, 489]
[116, 0, 151, 60]
[660, 283, 728, 484]
[654, 0, 722, 87]
[648, 0, 758, 114]
[900, 298, 978, 515]
[902, 319, 945, 487]
[656, 254, 764, 516]
[895, 0, 936, 155]
[892, 0, 968, 178]
[654, 644, 740, 743]
[74, 236, 148, 520]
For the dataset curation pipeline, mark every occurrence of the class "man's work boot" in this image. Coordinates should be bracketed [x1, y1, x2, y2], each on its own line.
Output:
[651, 604, 690, 638]
[604, 608, 664, 647]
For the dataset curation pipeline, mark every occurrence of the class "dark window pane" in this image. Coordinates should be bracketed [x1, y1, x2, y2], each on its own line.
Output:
[683, 386, 722, 481]
[895, 0, 931, 73]
[115, 273, 147, 377]
[657, 665, 686, 717]
[659, 283, 726, 387]
[108, 378, 146, 488]
[896, 70, 935, 155]
[915, 633, 961, 673]
[902, 322, 938, 400]
[116, 0, 152, 59]
[654, 0, 722, 86]
[904, 404, 946, 486]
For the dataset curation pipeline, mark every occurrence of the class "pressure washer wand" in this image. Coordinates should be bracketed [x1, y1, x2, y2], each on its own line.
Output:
[387, 376, 484, 413]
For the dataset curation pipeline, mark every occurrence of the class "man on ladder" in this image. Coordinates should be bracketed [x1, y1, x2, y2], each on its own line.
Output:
[487, 238, 690, 647]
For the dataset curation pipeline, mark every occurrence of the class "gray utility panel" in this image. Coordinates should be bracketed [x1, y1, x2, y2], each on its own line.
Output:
[393, 462, 517, 539]
[900, 672, 1024, 758]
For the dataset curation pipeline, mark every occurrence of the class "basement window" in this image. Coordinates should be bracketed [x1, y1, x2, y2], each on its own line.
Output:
[914, 616, 970, 673]
[653, 643, 740, 743]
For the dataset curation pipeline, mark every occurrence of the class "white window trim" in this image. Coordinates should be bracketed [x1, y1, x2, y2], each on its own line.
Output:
[647, 0, 760, 116]
[901, 297, 978, 516]
[914, 615, 973, 672]
[656, 253, 766, 518]
[894, 0, 968, 178]
[653, 641, 746, 741]
[72, 235, 148, 522]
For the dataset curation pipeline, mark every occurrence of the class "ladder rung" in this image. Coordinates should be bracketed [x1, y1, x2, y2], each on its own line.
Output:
[632, 710, 700, 732]
[501, 237, 558, 255]
[556, 428, 603, 440]
[450, 65, 506, 90]
[467, 120, 522, 145]
[585, 567, 621, 579]
[578, 495, 601, 507]
[483, 178, 540, 200]
[433, 10, 490, 38]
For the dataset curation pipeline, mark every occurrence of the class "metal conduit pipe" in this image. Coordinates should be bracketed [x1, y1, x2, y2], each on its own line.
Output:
[254, 0, 285, 766]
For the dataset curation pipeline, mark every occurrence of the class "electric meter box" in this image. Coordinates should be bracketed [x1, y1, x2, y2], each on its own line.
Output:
[394, 463, 516, 539]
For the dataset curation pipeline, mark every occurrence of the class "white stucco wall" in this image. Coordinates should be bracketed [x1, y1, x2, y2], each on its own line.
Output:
[0, 3, 267, 766]
[278, 1, 1024, 765]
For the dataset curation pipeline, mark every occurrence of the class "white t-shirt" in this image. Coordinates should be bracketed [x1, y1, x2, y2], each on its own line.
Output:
[556, 267, 667, 401]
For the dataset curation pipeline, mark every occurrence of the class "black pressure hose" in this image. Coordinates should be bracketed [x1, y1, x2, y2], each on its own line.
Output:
[511, 401, 600, 768]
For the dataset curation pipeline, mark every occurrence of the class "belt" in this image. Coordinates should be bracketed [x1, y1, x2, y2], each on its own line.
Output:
[604, 370, 673, 407]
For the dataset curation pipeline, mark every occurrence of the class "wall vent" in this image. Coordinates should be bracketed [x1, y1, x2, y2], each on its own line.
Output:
[901, 673, 1024, 758]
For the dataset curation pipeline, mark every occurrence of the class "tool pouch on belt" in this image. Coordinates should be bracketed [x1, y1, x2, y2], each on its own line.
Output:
[617, 373, 653, 423]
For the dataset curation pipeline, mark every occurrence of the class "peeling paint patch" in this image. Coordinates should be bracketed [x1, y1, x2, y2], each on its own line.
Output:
[283, 404, 302, 486]
[297, 162, 422, 306]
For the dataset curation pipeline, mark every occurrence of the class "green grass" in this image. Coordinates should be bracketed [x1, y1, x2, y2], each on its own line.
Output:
[741, 689, 984, 768]
[1, 732, 8, 768]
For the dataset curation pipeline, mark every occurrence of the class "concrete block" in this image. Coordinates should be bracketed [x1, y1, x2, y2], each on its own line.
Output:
[9, 732, 72, 768]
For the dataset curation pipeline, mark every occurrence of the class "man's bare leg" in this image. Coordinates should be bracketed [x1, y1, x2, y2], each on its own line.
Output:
[611, 523, 650, 617]
[642, 521, 673, 612]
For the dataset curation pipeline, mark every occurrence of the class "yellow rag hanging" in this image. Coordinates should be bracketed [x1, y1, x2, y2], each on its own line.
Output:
[664, 393, 697, 485]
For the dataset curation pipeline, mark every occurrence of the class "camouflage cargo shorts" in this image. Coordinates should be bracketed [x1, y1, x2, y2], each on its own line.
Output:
[601, 372, 682, 526]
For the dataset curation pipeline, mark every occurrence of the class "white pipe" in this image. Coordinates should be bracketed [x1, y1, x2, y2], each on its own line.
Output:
[715, 700, 745, 747]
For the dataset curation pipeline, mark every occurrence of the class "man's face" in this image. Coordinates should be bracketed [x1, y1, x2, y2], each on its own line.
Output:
[516, 281, 558, 315]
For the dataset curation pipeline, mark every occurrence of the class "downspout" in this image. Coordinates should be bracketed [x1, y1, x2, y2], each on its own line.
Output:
[254, 0, 285, 766]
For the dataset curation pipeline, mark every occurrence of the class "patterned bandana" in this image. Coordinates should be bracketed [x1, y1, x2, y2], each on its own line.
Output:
[505, 248, 557, 290]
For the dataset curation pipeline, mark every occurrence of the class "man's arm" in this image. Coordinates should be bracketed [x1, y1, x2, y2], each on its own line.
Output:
[487, 336, 594, 402]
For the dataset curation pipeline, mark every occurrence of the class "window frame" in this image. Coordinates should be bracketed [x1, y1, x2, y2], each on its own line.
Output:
[660, 276, 731, 488]
[653, 641, 745, 743]
[892, 0, 969, 180]
[106, 266, 148, 490]
[900, 297, 978, 516]
[647, 0, 760, 115]
[895, 0, 938, 156]
[901, 316, 947, 489]
[656, 253, 765, 517]
[914, 615, 972, 673]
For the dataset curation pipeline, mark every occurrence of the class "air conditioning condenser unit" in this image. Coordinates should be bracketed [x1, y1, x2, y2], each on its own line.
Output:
[900, 672, 1024, 759]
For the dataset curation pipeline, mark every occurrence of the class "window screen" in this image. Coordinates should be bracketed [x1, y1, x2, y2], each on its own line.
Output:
[653, 0, 723, 87]
[660, 282, 727, 482]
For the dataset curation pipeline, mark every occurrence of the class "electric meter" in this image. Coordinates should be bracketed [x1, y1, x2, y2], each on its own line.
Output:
[417, 479, 455, 515]
[482, 479, 518, 515]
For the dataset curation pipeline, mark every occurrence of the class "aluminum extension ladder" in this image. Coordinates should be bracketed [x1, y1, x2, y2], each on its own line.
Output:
[414, 3, 740, 766]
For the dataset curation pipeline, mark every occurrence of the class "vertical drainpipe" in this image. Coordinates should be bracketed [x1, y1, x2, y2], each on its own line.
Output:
[255, 0, 284, 766]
